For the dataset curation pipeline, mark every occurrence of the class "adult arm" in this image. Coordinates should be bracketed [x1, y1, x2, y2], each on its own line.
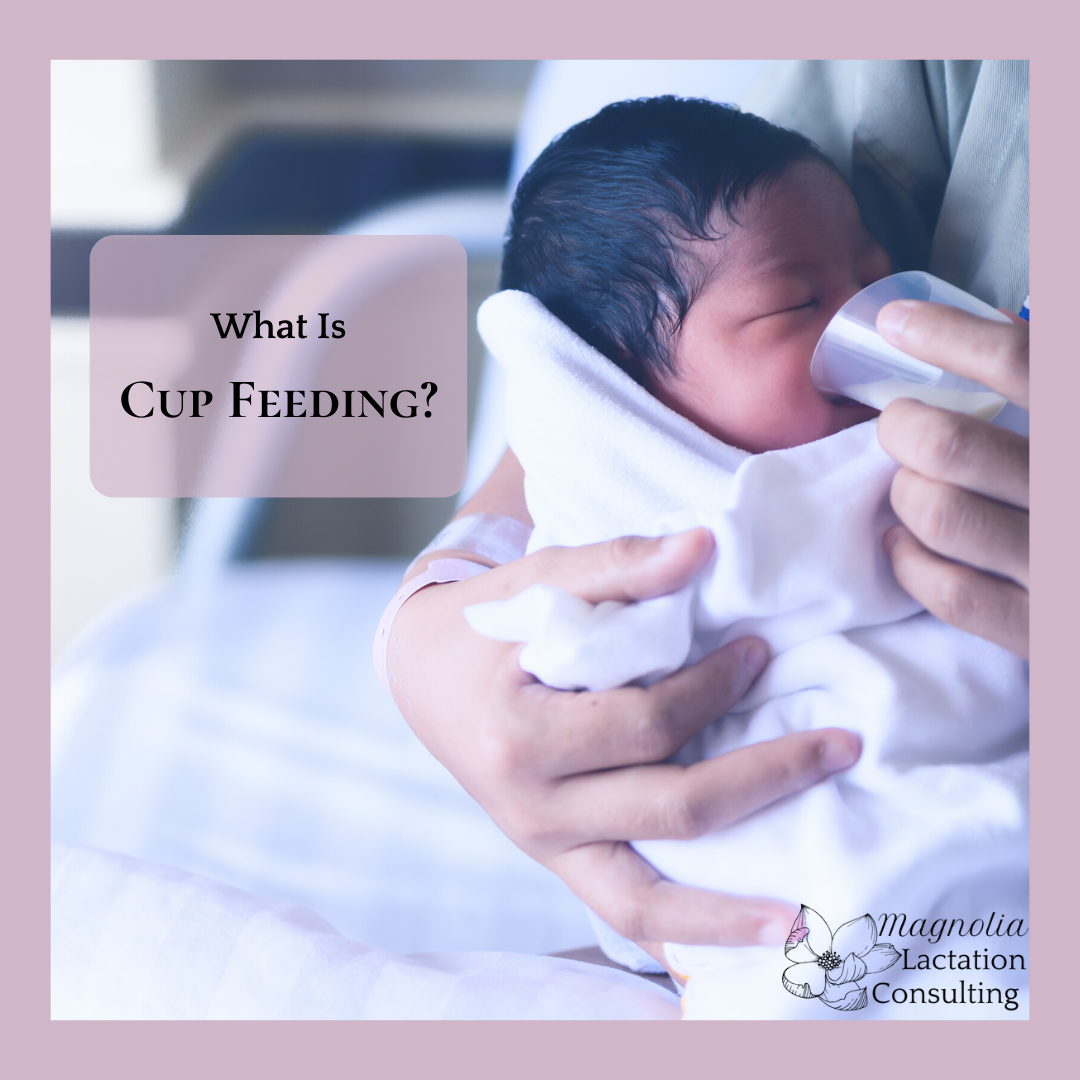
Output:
[386, 448, 861, 952]
[876, 301, 1029, 658]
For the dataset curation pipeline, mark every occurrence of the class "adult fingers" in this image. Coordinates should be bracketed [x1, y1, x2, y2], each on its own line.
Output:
[511, 729, 862, 850]
[876, 301, 1029, 408]
[890, 467, 1029, 587]
[515, 636, 770, 776]
[507, 528, 718, 605]
[878, 398, 1029, 509]
[884, 525, 1029, 658]
[550, 841, 797, 948]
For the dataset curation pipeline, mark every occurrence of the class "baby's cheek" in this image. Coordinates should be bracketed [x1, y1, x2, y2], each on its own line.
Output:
[763, 373, 836, 448]
[718, 381, 828, 452]
[779, 402, 840, 449]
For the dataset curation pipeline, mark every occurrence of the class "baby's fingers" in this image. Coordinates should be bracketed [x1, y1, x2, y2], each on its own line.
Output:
[549, 841, 796, 948]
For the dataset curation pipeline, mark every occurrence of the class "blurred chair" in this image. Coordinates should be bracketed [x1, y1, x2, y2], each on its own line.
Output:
[51, 187, 592, 957]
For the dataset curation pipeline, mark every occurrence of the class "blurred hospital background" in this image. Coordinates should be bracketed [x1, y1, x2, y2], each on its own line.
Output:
[51, 60, 535, 659]
[51, 58, 618, 962]
[51, 61, 765, 964]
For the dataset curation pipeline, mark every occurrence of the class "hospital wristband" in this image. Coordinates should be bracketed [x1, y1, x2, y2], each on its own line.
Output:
[404, 512, 533, 577]
[374, 514, 534, 695]
[373, 558, 492, 694]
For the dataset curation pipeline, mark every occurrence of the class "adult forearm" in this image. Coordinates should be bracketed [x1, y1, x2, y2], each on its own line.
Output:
[455, 447, 533, 527]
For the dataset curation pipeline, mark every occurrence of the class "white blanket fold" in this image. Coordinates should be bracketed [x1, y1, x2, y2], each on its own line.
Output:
[472, 290, 1029, 1019]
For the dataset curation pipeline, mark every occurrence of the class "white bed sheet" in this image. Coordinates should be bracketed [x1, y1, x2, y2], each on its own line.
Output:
[52, 843, 678, 1020]
[51, 560, 594, 957]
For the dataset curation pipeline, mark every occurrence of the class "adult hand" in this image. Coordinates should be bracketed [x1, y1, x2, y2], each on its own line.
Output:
[876, 300, 1029, 658]
[386, 527, 862, 954]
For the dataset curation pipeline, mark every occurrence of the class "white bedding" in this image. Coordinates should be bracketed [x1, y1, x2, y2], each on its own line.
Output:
[51, 560, 595, 958]
[52, 843, 678, 1020]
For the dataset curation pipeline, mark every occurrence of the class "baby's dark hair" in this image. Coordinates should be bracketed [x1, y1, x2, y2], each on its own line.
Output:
[500, 96, 829, 385]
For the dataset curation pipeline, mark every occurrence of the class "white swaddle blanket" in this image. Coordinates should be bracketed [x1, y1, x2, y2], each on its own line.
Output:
[469, 291, 1029, 1018]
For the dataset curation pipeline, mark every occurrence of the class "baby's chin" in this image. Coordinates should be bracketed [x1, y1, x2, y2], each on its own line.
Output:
[735, 397, 880, 452]
[821, 395, 881, 436]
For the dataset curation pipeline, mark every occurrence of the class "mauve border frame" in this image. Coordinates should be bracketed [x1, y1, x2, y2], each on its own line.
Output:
[11, 15, 1064, 1076]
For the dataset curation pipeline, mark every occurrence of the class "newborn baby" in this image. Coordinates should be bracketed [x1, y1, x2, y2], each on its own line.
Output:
[469, 98, 1029, 1018]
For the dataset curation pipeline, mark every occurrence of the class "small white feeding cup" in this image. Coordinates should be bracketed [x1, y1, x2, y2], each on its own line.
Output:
[810, 271, 1011, 420]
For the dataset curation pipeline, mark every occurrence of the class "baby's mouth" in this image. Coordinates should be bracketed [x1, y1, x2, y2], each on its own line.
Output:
[819, 391, 881, 424]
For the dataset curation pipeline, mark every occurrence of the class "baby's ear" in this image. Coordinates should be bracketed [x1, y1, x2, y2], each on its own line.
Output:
[606, 336, 636, 364]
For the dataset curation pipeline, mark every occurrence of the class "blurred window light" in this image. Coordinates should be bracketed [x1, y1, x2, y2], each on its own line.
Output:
[51, 60, 186, 230]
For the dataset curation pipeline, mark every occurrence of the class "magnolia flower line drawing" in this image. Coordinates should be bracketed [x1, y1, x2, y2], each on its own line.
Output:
[782, 905, 901, 1010]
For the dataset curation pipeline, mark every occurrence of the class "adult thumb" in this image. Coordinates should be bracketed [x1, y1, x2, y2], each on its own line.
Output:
[521, 528, 716, 604]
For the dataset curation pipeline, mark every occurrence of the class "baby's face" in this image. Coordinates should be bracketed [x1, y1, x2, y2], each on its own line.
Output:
[647, 159, 891, 453]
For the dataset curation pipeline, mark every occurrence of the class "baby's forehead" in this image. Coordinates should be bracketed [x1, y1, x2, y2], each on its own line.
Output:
[706, 163, 864, 266]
